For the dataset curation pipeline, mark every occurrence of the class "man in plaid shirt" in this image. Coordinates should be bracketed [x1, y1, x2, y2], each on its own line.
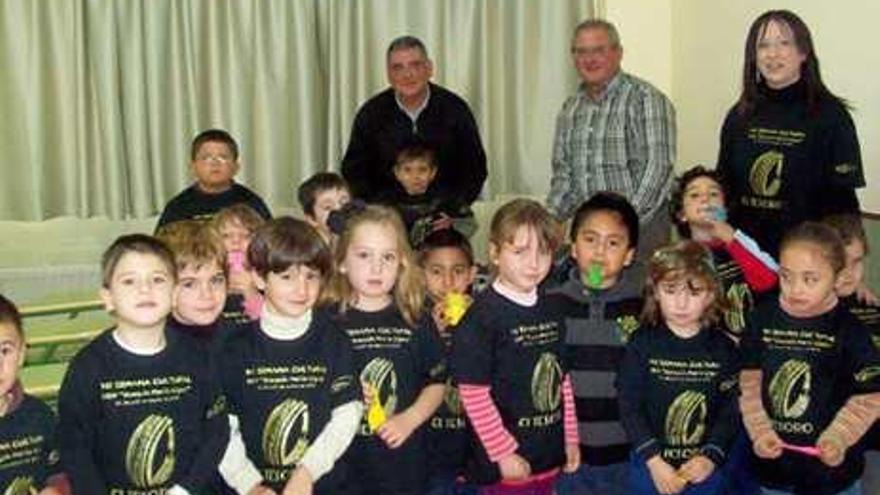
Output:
[547, 19, 675, 259]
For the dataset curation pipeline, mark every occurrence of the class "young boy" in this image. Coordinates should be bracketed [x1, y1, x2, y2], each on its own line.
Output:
[0, 295, 69, 495]
[823, 214, 880, 495]
[546, 192, 644, 495]
[297, 172, 352, 244]
[156, 220, 230, 343]
[383, 145, 476, 247]
[418, 229, 478, 495]
[58, 234, 228, 494]
[156, 128, 272, 229]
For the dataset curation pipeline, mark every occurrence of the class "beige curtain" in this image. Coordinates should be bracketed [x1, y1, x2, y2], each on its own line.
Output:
[0, 0, 595, 220]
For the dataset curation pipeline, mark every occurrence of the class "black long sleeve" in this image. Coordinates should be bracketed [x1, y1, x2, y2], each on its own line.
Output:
[617, 336, 661, 461]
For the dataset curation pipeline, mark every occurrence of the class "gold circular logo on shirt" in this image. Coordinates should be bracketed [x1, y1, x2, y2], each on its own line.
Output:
[665, 390, 707, 447]
[125, 414, 175, 488]
[2, 477, 37, 495]
[769, 359, 811, 419]
[748, 151, 784, 197]
[360, 358, 399, 417]
[723, 282, 753, 335]
[531, 353, 563, 413]
[443, 377, 462, 415]
[262, 399, 310, 467]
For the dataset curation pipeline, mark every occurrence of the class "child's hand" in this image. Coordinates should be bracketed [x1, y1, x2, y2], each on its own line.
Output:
[646, 456, 687, 495]
[856, 282, 879, 306]
[498, 453, 531, 481]
[677, 455, 715, 484]
[431, 213, 454, 232]
[431, 302, 449, 334]
[563, 444, 581, 473]
[817, 434, 846, 467]
[377, 410, 418, 449]
[246, 484, 278, 495]
[753, 430, 784, 459]
[229, 269, 256, 296]
[281, 466, 313, 495]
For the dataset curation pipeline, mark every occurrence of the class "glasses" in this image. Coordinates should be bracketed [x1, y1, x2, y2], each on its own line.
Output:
[196, 154, 233, 164]
[571, 44, 615, 58]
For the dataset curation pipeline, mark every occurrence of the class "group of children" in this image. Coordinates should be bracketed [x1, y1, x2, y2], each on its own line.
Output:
[0, 129, 878, 495]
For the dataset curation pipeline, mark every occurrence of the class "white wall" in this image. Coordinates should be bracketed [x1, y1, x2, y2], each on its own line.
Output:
[671, 0, 880, 213]
[604, 0, 673, 97]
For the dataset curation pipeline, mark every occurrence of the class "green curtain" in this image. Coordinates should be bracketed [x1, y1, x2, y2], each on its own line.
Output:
[0, 0, 595, 221]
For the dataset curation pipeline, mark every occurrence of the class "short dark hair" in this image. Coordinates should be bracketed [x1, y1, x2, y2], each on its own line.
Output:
[190, 128, 239, 161]
[570, 192, 639, 248]
[247, 217, 332, 280]
[822, 214, 868, 253]
[0, 294, 23, 340]
[418, 228, 475, 267]
[101, 234, 177, 288]
[297, 173, 350, 217]
[780, 222, 846, 274]
[395, 145, 437, 170]
[387, 35, 428, 60]
[669, 165, 728, 238]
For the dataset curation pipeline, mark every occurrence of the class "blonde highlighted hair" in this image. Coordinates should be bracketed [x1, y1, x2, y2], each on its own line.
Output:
[323, 205, 425, 326]
[489, 198, 562, 256]
[211, 203, 266, 235]
[641, 240, 728, 328]
[156, 221, 227, 277]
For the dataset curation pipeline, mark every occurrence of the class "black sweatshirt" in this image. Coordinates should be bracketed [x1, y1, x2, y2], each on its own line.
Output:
[717, 80, 864, 256]
[741, 299, 880, 494]
[840, 294, 880, 451]
[219, 316, 360, 494]
[0, 395, 61, 493]
[451, 286, 567, 485]
[341, 83, 487, 206]
[58, 328, 228, 495]
[617, 324, 739, 468]
[329, 304, 446, 495]
[156, 182, 271, 230]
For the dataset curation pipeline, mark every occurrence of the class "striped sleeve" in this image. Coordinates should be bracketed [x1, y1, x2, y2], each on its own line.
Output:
[562, 374, 579, 446]
[459, 383, 519, 462]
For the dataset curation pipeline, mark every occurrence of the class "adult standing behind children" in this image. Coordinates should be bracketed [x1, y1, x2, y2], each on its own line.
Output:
[716, 10, 864, 257]
[546, 19, 676, 259]
[156, 129, 272, 230]
[341, 36, 487, 208]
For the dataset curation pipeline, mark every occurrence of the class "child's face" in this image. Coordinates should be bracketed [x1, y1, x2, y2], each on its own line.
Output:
[0, 322, 25, 396]
[257, 265, 322, 319]
[308, 188, 351, 231]
[491, 225, 553, 294]
[174, 262, 227, 326]
[220, 219, 252, 254]
[393, 159, 437, 196]
[655, 276, 714, 333]
[191, 141, 239, 193]
[342, 222, 400, 305]
[779, 241, 839, 316]
[100, 252, 174, 331]
[837, 239, 866, 298]
[680, 176, 725, 224]
[571, 211, 635, 288]
[422, 247, 476, 301]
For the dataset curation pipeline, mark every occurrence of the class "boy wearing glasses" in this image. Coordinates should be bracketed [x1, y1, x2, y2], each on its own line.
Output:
[156, 128, 271, 230]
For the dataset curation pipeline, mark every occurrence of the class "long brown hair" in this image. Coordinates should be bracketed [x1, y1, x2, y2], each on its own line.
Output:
[737, 10, 846, 117]
[323, 205, 425, 326]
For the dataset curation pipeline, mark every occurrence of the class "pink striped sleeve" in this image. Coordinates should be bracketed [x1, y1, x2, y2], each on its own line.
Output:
[459, 383, 519, 462]
[562, 374, 579, 446]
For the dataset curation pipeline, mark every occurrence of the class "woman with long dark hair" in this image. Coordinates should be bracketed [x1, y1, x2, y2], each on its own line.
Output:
[716, 10, 864, 257]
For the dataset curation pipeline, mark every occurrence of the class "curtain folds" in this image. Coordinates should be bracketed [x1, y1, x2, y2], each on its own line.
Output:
[0, 0, 595, 220]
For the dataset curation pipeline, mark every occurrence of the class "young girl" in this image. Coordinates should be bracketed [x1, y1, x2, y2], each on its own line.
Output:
[58, 234, 227, 494]
[0, 295, 70, 495]
[451, 198, 580, 494]
[212, 204, 267, 322]
[617, 241, 738, 495]
[218, 217, 362, 495]
[324, 205, 446, 495]
[740, 222, 880, 495]
[671, 165, 778, 338]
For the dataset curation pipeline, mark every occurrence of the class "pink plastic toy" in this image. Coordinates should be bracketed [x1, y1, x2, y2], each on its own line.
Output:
[781, 442, 821, 457]
[228, 250, 246, 272]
